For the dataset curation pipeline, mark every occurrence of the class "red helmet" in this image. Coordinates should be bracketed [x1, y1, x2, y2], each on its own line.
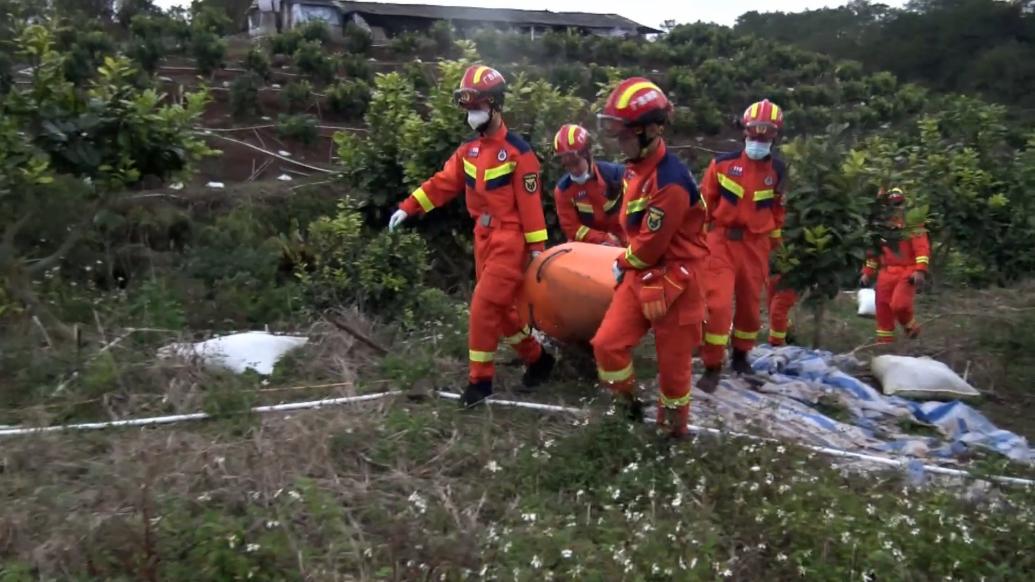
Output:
[742, 99, 784, 139]
[553, 124, 591, 157]
[886, 187, 906, 205]
[454, 64, 506, 109]
[598, 77, 671, 134]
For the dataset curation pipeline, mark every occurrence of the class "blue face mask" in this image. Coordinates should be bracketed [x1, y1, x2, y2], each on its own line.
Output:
[745, 139, 772, 160]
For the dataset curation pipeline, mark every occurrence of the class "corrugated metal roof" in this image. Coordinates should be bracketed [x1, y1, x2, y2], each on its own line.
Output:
[249, 1, 660, 34]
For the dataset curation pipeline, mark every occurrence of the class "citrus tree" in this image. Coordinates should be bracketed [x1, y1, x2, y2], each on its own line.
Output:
[0, 25, 216, 341]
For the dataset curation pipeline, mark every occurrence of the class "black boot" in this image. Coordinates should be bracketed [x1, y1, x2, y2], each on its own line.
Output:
[522, 351, 555, 388]
[697, 367, 721, 393]
[731, 349, 753, 375]
[459, 380, 493, 408]
[612, 391, 645, 423]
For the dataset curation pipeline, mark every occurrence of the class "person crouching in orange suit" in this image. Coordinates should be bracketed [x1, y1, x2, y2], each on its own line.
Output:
[860, 187, 930, 344]
[551, 123, 626, 246]
[590, 78, 709, 438]
[387, 64, 555, 407]
[698, 99, 788, 392]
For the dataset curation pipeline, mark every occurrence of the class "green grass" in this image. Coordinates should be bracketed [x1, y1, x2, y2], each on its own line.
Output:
[1, 401, 1032, 580]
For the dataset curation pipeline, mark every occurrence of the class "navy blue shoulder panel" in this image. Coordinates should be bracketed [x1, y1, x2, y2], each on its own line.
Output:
[504, 131, 532, 154]
[556, 173, 573, 192]
[714, 149, 744, 164]
[772, 156, 787, 185]
[656, 152, 700, 204]
[596, 161, 625, 185]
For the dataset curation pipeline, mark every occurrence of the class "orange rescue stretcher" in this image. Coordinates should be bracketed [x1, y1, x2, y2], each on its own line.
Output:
[518, 242, 623, 344]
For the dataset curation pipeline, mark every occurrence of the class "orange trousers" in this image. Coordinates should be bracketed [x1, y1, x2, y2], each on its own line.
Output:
[468, 224, 542, 382]
[701, 228, 770, 367]
[591, 263, 704, 430]
[766, 275, 798, 346]
[875, 266, 918, 344]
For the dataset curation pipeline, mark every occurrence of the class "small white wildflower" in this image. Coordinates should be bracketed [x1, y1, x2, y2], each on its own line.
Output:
[544, 439, 555, 449]
[288, 490, 302, 501]
[799, 565, 808, 576]
[671, 493, 683, 508]
[363, 548, 373, 558]
[651, 564, 661, 575]
[776, 553, 788, 562]
[757, 543, 767, 550]
[911, 528, 920, 536]
[690, 557, 698, 569]
[485, 460, 501, 473]
[530, 555, 542, 569]
[265, 520, 280, 529]
[197, 493, 212, 502]
[612, 487, 621, 500]
[866, 504, 876, 516]
[777, 446, 786, 454]
[249, 491, 261, 501]
[622, 462, 639, 474]
[750, 465, 761, 472]
[722, 568, 733, 577]
[246, 543, 261, 553]
[841, 532, 851, 543]
[561, 549, 573, 559]
[227, 534, 238, 548]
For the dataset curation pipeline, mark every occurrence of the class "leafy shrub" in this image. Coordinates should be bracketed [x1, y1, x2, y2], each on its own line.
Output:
[343, 22, 372, 55]
[340, 54, 372, 82]
[191, 30, 226, 76]
[388, 31, 434, 57]
[230, 72, 262, 119]
[127, 278, 187, 330]
[325, 79, 371, 118]
[190, 4, 232, 35]
[297, 200, 429, 314]
[243, 46, 271, 80]
[428, 20, 455, 55]
[293, 40, 335, 85]
[269, 30, 302, 56]
[299, 19, 331, 44]
[281, 79, 313, 112]
[276, 114, 319, 145]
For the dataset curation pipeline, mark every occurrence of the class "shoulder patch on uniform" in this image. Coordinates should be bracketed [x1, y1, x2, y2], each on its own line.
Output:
[656, 153, 701, 205]
[504, 131, 532, 154]
[714, 149, 744, 163]
[523, 173, 539, 193]
[646, 206, 665, 232]
[556, 173, 573, 192]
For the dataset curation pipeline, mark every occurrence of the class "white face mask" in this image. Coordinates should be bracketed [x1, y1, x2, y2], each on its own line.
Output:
[467, 109, 491, 131]
[745, 139, 772, 160]
[570, 171, 592, 184]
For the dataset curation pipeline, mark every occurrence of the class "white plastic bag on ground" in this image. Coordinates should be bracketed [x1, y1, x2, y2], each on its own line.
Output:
[871, 355, 981, 401]
[857, 288, 876, 317]
[157, 331, 308, 375]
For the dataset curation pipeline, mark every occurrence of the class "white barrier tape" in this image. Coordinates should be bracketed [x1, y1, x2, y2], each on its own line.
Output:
[437, 392, 1035, 488]
[0, 392, 401, 437]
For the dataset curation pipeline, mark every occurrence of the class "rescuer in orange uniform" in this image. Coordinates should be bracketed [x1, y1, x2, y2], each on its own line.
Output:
[698, 99, 788, 392]
[552, 124, 626, 246]
[766, 274, 798, 346]
[388, 64, 555, 406]
[860, 187, 930, 344]
[590, 78, 709, 438]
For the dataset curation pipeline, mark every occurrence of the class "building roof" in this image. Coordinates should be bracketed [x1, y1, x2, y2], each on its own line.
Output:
[341, 2, 660, 34]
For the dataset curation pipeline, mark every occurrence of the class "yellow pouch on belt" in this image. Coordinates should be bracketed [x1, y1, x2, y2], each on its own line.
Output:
[639, 266, 690, 322]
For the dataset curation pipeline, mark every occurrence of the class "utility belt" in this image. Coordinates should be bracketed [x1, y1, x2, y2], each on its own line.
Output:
[476, 213, 521, 232]
[708, 224, 767, 241]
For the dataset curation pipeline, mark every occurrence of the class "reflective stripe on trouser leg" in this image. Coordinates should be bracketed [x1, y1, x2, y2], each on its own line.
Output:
[876, 329, 895, 344]
[591, 280, 652, 395]
[501, 311, 542, 364]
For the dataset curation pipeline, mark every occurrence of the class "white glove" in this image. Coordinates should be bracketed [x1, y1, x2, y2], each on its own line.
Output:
[388, 209, 408, 231]
[612, 260, 624, 284]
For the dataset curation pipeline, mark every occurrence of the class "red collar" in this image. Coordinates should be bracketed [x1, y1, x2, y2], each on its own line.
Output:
[481, 120, 508, 142]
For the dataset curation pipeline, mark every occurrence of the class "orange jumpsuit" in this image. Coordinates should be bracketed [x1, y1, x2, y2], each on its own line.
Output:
[399, 122, 548, 382]
[699, 149, 786, 367]
[553, 161, 626, 245]
[591, 140, 709, 434]
[766, 274, 798, 346]
[862, 228, 930, 343]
